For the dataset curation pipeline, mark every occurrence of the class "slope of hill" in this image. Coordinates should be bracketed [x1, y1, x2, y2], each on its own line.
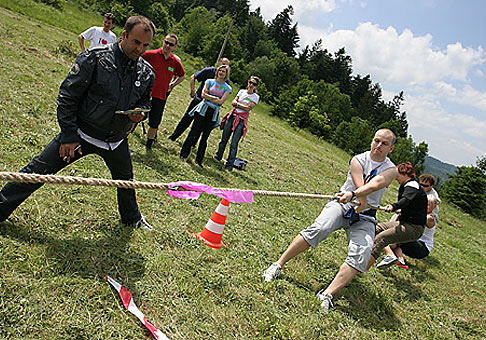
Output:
[1, 3, 485, 339]
[424, 155, 458, 185]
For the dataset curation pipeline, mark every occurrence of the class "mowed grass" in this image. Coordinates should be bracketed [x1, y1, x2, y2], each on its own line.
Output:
[1, 3, 486, 339]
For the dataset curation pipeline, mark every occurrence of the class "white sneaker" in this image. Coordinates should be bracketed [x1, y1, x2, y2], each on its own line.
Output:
[136, 215, 154, 231]
[376, 254, 398, 270]
[316, 290, 333, 312]
[263, 262, 281, 282]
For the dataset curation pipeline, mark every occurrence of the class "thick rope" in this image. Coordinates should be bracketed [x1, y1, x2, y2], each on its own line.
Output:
[0, 172, 170, 190]
[0, 171, 337, 200]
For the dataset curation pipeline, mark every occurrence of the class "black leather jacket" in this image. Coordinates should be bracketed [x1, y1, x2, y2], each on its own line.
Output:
[57, 41, 155, 143]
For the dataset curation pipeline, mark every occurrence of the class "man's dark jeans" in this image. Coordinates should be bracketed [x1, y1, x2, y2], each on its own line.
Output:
[0, 134, 141, 224]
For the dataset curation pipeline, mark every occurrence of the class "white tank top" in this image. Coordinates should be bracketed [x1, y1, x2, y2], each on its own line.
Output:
[419, 225, 435, 251]
[340, 151, 395, 211]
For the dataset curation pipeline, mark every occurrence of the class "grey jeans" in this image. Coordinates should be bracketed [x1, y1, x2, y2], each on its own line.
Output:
[300, 201, 376, 273]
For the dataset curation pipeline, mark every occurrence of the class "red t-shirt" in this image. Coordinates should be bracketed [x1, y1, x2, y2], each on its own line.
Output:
[142, 48, 185, 100]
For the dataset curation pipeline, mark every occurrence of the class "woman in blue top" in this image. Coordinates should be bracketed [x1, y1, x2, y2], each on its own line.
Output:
[180, 65, 232, 166]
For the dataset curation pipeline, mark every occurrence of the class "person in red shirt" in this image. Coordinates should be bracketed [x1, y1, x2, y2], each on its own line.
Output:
[142, 34, 185, 150]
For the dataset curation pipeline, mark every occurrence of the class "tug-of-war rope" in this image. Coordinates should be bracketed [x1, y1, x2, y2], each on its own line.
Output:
[0, 171, 384, 209]
[0, 170, 385, 339]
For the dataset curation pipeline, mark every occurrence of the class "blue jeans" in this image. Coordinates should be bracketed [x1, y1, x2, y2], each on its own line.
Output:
[0, 134, 141, 224]
[215, 114, 244, 170]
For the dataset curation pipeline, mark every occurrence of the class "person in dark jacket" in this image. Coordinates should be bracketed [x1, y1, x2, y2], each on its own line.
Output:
[365, 161, 428, 270]
[0, 16, 156, 230]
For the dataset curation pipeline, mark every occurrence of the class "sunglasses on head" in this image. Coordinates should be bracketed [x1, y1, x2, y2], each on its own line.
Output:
[164, 40, 176, 47]
[249, 81, 258, 86]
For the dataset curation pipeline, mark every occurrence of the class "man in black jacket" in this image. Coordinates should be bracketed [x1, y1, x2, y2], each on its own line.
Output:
[0, 16, 156, 229]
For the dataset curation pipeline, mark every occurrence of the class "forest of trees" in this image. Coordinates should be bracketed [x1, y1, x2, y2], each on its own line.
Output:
[68, 0, 428, 167]
[441, 156, 486, 219]
[66, 0, 425, 166]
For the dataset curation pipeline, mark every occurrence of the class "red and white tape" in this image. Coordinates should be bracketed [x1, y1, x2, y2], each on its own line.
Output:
[106, 276, 170, 340]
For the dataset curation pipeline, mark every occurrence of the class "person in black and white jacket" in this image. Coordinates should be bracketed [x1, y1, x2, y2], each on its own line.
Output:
[366, 161, 428, 270]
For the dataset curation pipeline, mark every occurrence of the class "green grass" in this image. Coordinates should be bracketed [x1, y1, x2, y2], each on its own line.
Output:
[1, 3, 486, 339]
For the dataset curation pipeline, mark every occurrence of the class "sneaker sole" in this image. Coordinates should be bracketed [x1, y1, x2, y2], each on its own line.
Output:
[377, 259, 398, 270]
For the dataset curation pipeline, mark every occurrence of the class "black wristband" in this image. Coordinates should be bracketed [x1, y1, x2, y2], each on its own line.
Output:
[350, 191, 356, 200]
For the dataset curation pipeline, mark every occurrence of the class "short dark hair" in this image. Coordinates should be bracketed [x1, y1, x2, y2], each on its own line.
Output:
[166, 33, 178, 45]
[124, 16, 156, 37]
[419, 174, 435, 186]
[397, 162, 416, 178]
[104, 13, 115, 21]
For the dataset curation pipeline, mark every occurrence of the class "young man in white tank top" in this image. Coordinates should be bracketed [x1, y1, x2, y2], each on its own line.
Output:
[263, 129, 398, 312]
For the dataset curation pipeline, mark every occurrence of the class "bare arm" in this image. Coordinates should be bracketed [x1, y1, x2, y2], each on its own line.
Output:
[349, 157, 367, 209]
[336, 157, 368, 212]
[190, 74, 196, 97]
[214, 91, 231, 106]
[338, 165, 398, 211]
[357, 167, 398, 197]
[202, 84, 231, 106]
[169, 73, 186, 92]
[78, 34, 86, 51]
[232, 96, 257, 111]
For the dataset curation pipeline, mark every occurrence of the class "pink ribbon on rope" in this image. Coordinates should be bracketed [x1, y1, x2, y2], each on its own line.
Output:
[167, 181, 254, 203]
[105, 276, 170, 340]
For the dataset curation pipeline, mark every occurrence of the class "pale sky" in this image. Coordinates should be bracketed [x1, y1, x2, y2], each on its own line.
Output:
[249, 0, 486, 166]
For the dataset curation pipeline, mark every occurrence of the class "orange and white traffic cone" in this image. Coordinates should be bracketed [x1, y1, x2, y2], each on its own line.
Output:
[191, 198, 229, 249]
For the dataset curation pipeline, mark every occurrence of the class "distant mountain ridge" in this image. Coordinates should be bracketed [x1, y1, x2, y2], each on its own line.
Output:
[423, 156, 458, 186]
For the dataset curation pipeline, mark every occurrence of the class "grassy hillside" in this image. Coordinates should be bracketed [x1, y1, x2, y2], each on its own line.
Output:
[1, 3, 485, 339]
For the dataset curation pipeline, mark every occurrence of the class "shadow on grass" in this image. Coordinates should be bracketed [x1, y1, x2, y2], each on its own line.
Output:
[283, 275, 318, 293]
[381, 269, 432, 303]
[129, 128, 260, 188]
[421, 255, 441, 267]
[206, 157, 259, 186]
[393, 255, 440, 285]
[130, 132, 245, 187]
[336, 281, 402, 330]
[280, 262, 401, 330]
[188, 160, 229, 183]
[131, 148, 178, 177]
[0, 219, 146, 284]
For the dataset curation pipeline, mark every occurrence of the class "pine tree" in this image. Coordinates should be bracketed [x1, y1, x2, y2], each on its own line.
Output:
[268, 5, 299, 57]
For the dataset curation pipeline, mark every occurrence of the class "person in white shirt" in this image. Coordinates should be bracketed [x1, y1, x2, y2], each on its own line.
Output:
[263, 129, 398, 312]
[419, 174, 441, 224]
[215, 76, 260, 171]
[376, 194, 438, 270]
[78, 13, 117, 51]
